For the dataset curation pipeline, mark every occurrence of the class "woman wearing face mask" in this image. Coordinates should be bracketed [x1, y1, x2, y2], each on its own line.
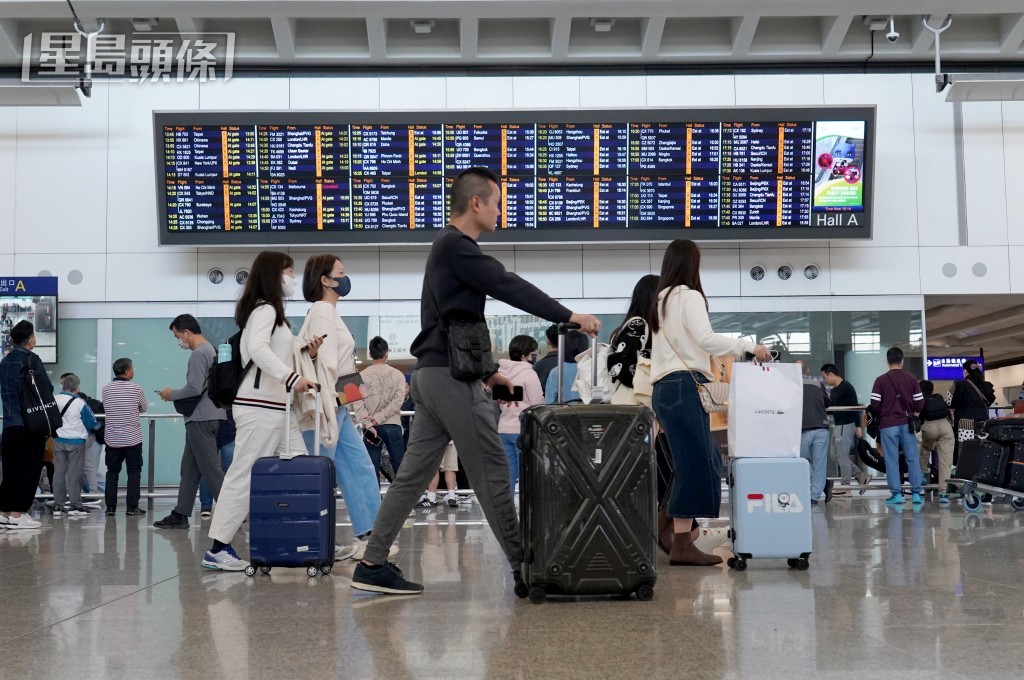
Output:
[202, 251, 320, 571]
[299, 254, 389, 562]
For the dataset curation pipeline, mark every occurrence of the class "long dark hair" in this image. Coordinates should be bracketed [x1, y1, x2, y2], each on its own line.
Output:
[235, 251, 293, 328]
[651, 240, 706, 334]
[612, 274, 659, 342]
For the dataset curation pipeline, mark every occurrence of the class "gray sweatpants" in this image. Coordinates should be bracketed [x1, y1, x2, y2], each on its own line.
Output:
[53, 441, 87, 507]
[364, 367, 522, 569]
[830, 422, 863, 483]
[173, 420, 223, 517]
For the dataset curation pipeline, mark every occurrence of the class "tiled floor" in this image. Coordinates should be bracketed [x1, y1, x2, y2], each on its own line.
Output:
[2, 493, 1023, 679]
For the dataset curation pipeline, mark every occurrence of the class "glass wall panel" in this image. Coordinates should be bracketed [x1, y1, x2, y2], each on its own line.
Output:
[53, 319, 98, 397]
[107, 306, 922, 484]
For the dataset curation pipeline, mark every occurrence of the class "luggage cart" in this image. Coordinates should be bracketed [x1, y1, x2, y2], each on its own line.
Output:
[945, 478, 1024, 513]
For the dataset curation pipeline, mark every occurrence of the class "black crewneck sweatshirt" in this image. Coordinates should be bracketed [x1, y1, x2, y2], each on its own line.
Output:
[411, 226, 573, 372]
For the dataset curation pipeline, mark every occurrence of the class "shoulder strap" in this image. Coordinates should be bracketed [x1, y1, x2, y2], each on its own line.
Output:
[59, 396, 78, 418]
[964, 378, 986, 401]
[884, 372, 913, 413]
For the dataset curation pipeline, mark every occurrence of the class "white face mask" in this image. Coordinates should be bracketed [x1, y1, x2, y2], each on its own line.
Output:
[177, 337, 189, 350]
[281, 274, 298, 298]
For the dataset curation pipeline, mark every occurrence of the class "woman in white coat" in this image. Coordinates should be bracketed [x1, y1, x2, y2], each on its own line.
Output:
[300, 254, 387, 562]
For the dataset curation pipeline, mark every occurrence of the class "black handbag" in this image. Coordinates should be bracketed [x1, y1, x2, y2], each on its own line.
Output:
[427, 281, 497, 382]
[173, 392, 204, 417]
[19, 353, 61, 437]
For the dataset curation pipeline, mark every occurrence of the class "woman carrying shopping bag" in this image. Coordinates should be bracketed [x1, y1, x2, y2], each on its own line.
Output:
[650, 240, 771, 566]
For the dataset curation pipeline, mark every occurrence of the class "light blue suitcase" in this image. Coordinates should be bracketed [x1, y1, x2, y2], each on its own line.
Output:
[726, 457, 812, 571]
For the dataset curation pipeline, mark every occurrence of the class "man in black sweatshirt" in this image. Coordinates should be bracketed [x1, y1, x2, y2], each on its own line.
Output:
[352, 167, 600, 596]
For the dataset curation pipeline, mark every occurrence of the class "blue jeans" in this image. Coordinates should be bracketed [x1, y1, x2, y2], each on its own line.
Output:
[303, 409, 381, 537]
[199, 442, 235, 510]
[653, 371, 721, 519]
[499, 433, 520, 491]
[363, 423, 405, 484]
[800, 428, 830, 501]
[880, 423, 924, 496]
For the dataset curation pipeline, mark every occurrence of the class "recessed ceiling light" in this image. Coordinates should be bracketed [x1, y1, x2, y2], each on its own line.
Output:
[589, 18, 616, 33]
[410, 19, 436, 34]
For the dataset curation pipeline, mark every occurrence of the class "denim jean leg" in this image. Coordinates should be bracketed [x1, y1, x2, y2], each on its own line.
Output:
[499, 433, 519, 490]
[900, 425, 925, 494]
[378, 424, 405, 472]
[304, 410, 381, 536]
[801, 429, 829, 500]
[880, 426, 904, 496]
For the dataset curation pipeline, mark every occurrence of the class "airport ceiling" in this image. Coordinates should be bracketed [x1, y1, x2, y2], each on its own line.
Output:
[926, 296, 1024, 368]
[2, 1, 1024, 70]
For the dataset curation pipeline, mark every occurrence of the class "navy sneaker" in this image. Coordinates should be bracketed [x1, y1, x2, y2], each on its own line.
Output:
[350, 562, 424, 595]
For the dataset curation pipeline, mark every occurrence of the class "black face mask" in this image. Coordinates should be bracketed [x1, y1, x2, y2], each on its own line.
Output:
[331, 276, 352, 297]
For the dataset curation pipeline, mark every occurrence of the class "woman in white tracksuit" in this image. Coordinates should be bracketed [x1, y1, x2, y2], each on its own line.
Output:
[203, 251, 319, 572]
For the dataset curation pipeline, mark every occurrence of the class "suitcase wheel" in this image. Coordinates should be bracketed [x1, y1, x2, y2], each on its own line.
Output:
[528, 586, 547, 604]
[514, 581, 529, 599]
[635, 584, 654, 601]
[260, 566, 272, 575]
[727, 557, 747, 571]
[244, 565, 256, 577]
[306, 566, 320, 578]
[320, 564, 332, 575]
[962, 493, 983, 513]
[1012, 497, 1024, 511]
[787, 558, 809, 571]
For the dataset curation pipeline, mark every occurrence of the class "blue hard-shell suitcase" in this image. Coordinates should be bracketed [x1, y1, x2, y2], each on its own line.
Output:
[727, 456, 813, 571]
[246, 388, 336, 577]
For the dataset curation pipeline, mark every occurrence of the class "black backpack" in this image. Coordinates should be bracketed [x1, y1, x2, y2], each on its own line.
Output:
[208, 329, 256, 409]
[19, 354, 61, 437]
[80, 392, 106, 445]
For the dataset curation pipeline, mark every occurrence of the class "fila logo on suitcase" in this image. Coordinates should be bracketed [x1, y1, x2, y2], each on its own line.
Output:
[746, 492, 805, 514]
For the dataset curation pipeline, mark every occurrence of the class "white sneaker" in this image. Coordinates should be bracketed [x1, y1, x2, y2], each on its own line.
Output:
[66, 506, 91, 516]
[335, 543, 359, 561]
[81, 498, 103, 508]
[348, 536, 398, 561]
[201, 546, 249, 572]
[6, 514, 42, 530]
[0, 515, 8, 529]
[443, 492, 459, 508]
[694, 527, 729, 553]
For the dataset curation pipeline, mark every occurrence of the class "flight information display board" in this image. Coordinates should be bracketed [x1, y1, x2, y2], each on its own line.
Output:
[155, 108, 874, 245]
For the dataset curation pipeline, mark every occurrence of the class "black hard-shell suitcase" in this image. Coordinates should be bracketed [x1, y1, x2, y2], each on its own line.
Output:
[517, 323, 657, 604]
[979, 415, 1024, 444]
[956, 439, 1009, 486]
[246, 387, 336, 578]
[1004, 443, 1024, 492]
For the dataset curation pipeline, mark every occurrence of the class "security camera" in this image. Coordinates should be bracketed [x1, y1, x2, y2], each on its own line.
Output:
[885, 16, 899, 43]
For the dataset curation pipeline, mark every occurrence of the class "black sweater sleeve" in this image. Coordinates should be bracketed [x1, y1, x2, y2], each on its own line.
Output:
[451, 236, 572, 323]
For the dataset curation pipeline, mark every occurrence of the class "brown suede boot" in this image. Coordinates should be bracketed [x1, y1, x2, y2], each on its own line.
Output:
[657, 508, 673, 555]
[669, 531, 724, 566]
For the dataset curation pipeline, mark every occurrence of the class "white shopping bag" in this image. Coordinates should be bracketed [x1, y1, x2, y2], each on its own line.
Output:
[727, 362, 802, 457]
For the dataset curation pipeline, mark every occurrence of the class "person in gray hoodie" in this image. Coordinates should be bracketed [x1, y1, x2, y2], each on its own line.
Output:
[497, 335, 544, 493]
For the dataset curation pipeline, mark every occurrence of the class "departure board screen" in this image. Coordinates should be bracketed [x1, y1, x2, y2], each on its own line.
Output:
[155, 108, 874, 245]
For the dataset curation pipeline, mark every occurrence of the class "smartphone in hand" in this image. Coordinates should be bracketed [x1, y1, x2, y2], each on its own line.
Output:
[491, 384, 524, 402]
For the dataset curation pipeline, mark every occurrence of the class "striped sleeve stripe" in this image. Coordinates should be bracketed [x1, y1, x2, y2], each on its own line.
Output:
[233, 397, 286, 412]
[870, 392, 881, 400]
[285, 372, 300, 389]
